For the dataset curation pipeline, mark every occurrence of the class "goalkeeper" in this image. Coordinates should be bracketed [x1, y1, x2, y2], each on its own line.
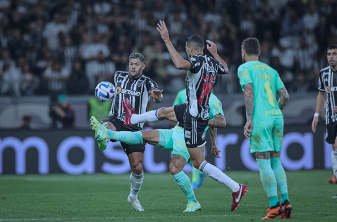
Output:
[90, 92, 226, 212]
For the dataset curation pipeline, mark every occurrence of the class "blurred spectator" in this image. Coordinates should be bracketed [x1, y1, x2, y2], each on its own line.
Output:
[93, 0, 112, 15]
[18, 115, 32, 130]
[302, 3, 319, 31]
[0, 62, 22, 97]
[43, 60, 70, 94]
[43, 12, 69, 50]
[58, 35, 77, 69]
[282, 8, 303, 37]
[49, 95, 75, 129]
[87, 51, 115, 87]
[67, 60, 88, 94]
[21, 63, 39, 95]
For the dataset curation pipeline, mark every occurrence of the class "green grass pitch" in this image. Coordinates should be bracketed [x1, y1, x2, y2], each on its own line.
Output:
[0, 170, 336, 221]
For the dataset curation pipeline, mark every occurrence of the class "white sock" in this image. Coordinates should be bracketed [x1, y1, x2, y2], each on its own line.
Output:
[129, 172, 144, 198]
[199, 160, 240, 192]
[332, 150, 337, 177]
[130, 110, 161, 124]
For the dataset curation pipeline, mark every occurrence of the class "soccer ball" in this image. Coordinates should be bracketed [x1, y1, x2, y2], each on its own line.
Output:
[95, 81, 116, 102]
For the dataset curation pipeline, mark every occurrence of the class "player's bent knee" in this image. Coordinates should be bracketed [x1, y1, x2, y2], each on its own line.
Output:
[130, 162, 143, 174]
[169, 163, 180, 175]
[158, 107, 173, 119]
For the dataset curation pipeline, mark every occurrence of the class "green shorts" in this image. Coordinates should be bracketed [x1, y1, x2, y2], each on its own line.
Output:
[250, 117, 284, 154]
[157, 126, 190, 163]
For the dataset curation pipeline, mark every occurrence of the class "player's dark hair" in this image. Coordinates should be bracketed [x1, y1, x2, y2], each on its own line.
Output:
[327, 44, 337, 50]
[186, 34, 204, 50]
[129, 53, 145, 63]
[241, 37, 260, 56]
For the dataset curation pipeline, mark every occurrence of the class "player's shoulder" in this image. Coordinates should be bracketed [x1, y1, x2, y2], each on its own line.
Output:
[320, 66, 330, 73]
[238, 62, 249, 70]
[189, 54, 204, 61]
[177, 88, 186, 95]
[115, 71, 128, 76]
[210, 93, 220, 102]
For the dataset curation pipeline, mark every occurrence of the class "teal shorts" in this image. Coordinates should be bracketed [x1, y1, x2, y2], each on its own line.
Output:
[157, 126, 190, 163]
[250, 117, 284, 154]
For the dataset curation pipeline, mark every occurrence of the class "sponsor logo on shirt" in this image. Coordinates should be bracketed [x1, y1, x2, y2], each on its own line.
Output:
[185, 130, 191, 139]
[120, 89, 141, 96]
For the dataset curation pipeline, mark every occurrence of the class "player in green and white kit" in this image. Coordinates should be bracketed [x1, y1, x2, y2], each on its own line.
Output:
[238, 37, 291, 220]
[90, 93, 226, 212]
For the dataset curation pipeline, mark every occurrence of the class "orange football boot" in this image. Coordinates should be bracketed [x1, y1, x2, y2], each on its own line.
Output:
[280, 200, 292, 218]
[261, 203, 284, 220]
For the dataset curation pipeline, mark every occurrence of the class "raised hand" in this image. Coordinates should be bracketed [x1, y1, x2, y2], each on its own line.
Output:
[156, 20, 170, 42]
[149, 89, 163, 100]
[206, 40, 218, 56]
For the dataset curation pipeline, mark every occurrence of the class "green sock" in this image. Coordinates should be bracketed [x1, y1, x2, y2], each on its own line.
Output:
[256, 159, 279, 207]
[107, 130, 143, 144]
[188, 160, 199, 184]
[271, 157, 289, 204]
[173, 171, 197, 202]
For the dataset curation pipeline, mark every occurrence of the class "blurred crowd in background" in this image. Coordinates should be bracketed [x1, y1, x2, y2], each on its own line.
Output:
[0, 0, 336, 97]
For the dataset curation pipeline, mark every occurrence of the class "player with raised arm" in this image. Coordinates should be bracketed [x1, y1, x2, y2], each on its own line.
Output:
[122, 21, 247, 211]
[90, 90, 226, 212]
[312, 44, 337, 188]
[96, 53, 163, 212]
[238, 38, 291, 220]
[174, 88, 206, 189]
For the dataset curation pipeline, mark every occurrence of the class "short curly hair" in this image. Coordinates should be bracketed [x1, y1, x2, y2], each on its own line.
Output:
[241, 37, 260, 56]
[129, 53, 145, 63]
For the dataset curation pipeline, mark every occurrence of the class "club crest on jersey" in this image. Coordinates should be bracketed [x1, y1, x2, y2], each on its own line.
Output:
[190, 57, 196, 61]
[116, 87, 122, 94]
[185, 130, 191, 139]
[120, 88, 141, 96]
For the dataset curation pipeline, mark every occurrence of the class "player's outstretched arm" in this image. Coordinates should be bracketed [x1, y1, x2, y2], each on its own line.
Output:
[156, 20, 191, 70]
[277, 87, 289, 110]
[312, 91, 325, 133]
[243, 83, 254, 138]
[209, 126, 220, 158]
[207, 114, 226, 128]
[206, 40, 229, 74]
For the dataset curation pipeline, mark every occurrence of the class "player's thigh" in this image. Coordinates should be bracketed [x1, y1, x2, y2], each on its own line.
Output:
[169, 154, 187, 175]
[187, 145, 205, 168]
[171, 127, 190, 163]
[156, 129, 174, 149]
[272, 117, 284, 153]
[333, 137, 337, 151]
[141, 129, 160, 146]
[158, 106, 177, 122]
[250, 119, 274, 154]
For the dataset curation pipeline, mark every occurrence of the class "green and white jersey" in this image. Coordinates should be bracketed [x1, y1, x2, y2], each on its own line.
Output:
[238, 61, 285, 122]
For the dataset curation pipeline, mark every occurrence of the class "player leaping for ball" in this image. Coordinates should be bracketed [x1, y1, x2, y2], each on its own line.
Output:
[114, 21, 247, 211]
[238, 38, 291, 220]
[90, 89, 225, 212]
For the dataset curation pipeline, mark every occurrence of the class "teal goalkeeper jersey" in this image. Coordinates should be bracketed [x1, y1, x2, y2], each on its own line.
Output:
[173, 89, 224, 135]
[238, 61, 285, 122]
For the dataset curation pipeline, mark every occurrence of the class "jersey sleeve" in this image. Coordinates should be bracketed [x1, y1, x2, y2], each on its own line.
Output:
[214, 59, 227, 74]
[186, 55, 202, 73]
[318, 72, 325, 92]
[276, 73, 285, 91]
[146, 77, 160, 92]
[210, 95, 224, 117]
[238, 65, 253, 88]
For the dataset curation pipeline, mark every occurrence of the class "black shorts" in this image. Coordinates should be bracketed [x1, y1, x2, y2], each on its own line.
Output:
[102, 116, 145, 155]
[326, 121, 337, 144]
[174, 104, 187, 127]
[183, 111, 208, 148]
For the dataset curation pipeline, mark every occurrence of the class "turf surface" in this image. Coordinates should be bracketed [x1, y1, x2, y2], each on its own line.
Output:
[0, 170, 336, 221]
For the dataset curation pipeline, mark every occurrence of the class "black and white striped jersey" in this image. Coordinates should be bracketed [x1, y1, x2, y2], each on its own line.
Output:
[185, 54, 227, 120]
[318, 66, 337, 124]
[109, 71, 159, 128]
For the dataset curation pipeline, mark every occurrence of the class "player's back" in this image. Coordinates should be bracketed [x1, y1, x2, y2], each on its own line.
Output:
[238, 61, 285, 122]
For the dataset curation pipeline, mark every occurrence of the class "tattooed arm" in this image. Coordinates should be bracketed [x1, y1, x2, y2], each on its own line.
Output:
[209, 126, 220, 158]
[243, 83, 254, 138]
[277, 87, 289, 110]
[244, 83, 254, 121]
[207, 114, 226, 128]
